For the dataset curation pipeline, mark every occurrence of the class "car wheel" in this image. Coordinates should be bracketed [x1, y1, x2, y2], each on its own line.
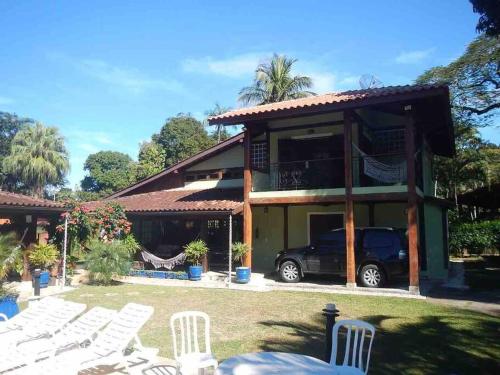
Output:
[279, 261, 302, 283]
[359, 264, 385, 288]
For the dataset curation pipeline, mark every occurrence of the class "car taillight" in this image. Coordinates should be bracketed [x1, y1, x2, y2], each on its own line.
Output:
[398, 250, 407, 260]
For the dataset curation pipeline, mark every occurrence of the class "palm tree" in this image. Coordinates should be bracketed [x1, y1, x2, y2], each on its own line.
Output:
[238, 54, 315, 105]
[3, 123, 69, 197]
[205, 103, 233, 143]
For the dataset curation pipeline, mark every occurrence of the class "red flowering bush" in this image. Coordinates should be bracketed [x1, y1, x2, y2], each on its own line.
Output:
[56, 202, 132, 252]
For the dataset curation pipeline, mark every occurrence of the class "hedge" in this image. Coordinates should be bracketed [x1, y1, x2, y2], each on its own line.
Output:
[449, 220, 500, 256]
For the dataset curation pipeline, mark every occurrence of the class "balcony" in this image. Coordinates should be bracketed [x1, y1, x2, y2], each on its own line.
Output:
[253, 158, 345, 192]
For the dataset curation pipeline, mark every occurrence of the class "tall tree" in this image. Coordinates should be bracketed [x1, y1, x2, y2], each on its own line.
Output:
[417, 36, 499, 120]
[470, 0, 500, 36]
[238, 54, 315, 105]
[154, 114, 215, 167]
[3, 123, 69, 197]
[136, 141, 166, 180]
[81, 151, 137, 195]
[204, 103, 233, 143]
[0, 112, 33, 190]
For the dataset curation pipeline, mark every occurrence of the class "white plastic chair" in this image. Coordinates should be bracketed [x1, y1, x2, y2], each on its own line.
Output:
[22, 303, 157, 375]
[170, 311, 218, 375]
[330, 319, 375, 374]
[0, 306, 117, 372]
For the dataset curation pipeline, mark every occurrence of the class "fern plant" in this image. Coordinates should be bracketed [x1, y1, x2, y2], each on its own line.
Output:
[85, 238, 132, 284]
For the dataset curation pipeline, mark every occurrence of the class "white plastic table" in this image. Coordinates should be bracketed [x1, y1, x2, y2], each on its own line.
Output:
[215, 352, 337, 375]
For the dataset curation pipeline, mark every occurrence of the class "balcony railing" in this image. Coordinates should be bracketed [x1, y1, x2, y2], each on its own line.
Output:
[254, 158, 345, 191]
[252, 151, 421, 192]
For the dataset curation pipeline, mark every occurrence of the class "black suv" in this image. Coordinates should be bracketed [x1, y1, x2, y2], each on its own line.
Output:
[274, 227, 408, 287]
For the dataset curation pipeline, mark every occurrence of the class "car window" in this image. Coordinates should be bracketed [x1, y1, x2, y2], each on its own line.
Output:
[316, 230, 346, 253]
[363, 230, 394, 248]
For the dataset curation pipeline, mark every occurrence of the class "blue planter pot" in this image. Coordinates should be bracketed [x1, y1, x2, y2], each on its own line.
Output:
[0, 295, 19, 319]
[236, 267, 251, 284]
[188, 265, 203, 281]
[32, 271, 50, 289]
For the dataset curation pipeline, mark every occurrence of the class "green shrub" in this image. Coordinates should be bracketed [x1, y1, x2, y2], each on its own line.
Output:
[449, 220, 500, 257]
[231, 242, 250, 265]
[85, 238, 132, 284]
[184, 240, 208, 266]
[121, 234, 140, 256]
[28, 243, 59, 269]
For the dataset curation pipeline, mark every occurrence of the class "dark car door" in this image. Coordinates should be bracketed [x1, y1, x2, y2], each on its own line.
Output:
[305, 230, 345, 274]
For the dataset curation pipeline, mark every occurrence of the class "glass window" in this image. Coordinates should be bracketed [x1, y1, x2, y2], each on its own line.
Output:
[251, 142, 268, 170]
[316, 230, 346, 253]
[363, 230, 394, 248]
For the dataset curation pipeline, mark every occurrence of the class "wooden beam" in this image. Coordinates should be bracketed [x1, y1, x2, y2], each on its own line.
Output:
[243, 129, 253, 268]
[283, 206, 288, 250]
[250, 195, 345, 205]
[344, 111, 356, 287]
[249, 192, 410, 206]
[405, 106, 419, 293]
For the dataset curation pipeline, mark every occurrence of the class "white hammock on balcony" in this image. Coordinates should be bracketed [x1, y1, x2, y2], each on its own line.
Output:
[352, 144, 407, 184]
[140, 247, 187, 270]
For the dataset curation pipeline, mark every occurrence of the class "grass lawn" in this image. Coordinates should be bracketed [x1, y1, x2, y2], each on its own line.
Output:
[63, 284, 500, 375]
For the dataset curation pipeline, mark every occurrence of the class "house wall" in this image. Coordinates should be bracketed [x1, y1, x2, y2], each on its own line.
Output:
[187, 144, 244, 171]
[423, 202, 448, 280]
[422, 141, 435, 196]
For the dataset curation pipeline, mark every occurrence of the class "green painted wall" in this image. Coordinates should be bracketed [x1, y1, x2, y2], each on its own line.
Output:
[422, 144, 435, 196]
[373, 203, 407, 228]
[423, 203, 447, 280]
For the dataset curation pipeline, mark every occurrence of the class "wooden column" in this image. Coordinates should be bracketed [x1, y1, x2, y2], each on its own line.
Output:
[283, 206, 288, 250]
[243, 129, 253, 268]
[405, 105, 419, 293]
[344, 111, 356, 288]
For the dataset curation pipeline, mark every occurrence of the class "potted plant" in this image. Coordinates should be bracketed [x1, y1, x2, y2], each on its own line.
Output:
[184, 240, 208, 281]
[0, 232, 22, 318]
[232, 242, 251, 283]
[28, 244, 59, 288]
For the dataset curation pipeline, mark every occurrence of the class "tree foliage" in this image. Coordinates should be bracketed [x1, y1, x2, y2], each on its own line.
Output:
[239, 54, 315, 105]
[470, 0, 500, 36]
[417, 36, 499, 120]
[136, 141, 166, 180]
[449, 220, 500, 256]
[2, 122, 69, 197]
[0, 112, 33, 190]
[154, 114, 215, 167]
[81, 151, 137, 195]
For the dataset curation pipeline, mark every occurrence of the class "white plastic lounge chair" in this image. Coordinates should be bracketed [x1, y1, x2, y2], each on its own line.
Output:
[22, 303, 157, 375]
[0, 306, 117, 373]
[0, 296, 64, 334]
[330, 319, 376, 374]
[0, 299, 87, 352]
[170, 311, 218, 375]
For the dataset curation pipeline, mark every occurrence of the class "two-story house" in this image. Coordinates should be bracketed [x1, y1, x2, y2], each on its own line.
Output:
[92, 84, 454, 293]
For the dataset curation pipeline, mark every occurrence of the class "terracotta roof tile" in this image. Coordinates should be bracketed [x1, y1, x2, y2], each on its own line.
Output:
[208, 84, 448, 124]
[0, 191, 66, 209]
[85, 188, 243, 214]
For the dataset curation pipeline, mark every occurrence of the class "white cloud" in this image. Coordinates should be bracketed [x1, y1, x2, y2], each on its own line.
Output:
[182, 53, 270, 78]
[78, 143, 100, 154]
[47, 52, 185, 94]
[69, 130, 114, 145]
[79, 59, 185, 94]
[395, 48, 434, 64]
[0, 96, 14, 105]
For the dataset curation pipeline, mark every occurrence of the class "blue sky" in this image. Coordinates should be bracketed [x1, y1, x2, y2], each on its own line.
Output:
[0, 0, 497, 188]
